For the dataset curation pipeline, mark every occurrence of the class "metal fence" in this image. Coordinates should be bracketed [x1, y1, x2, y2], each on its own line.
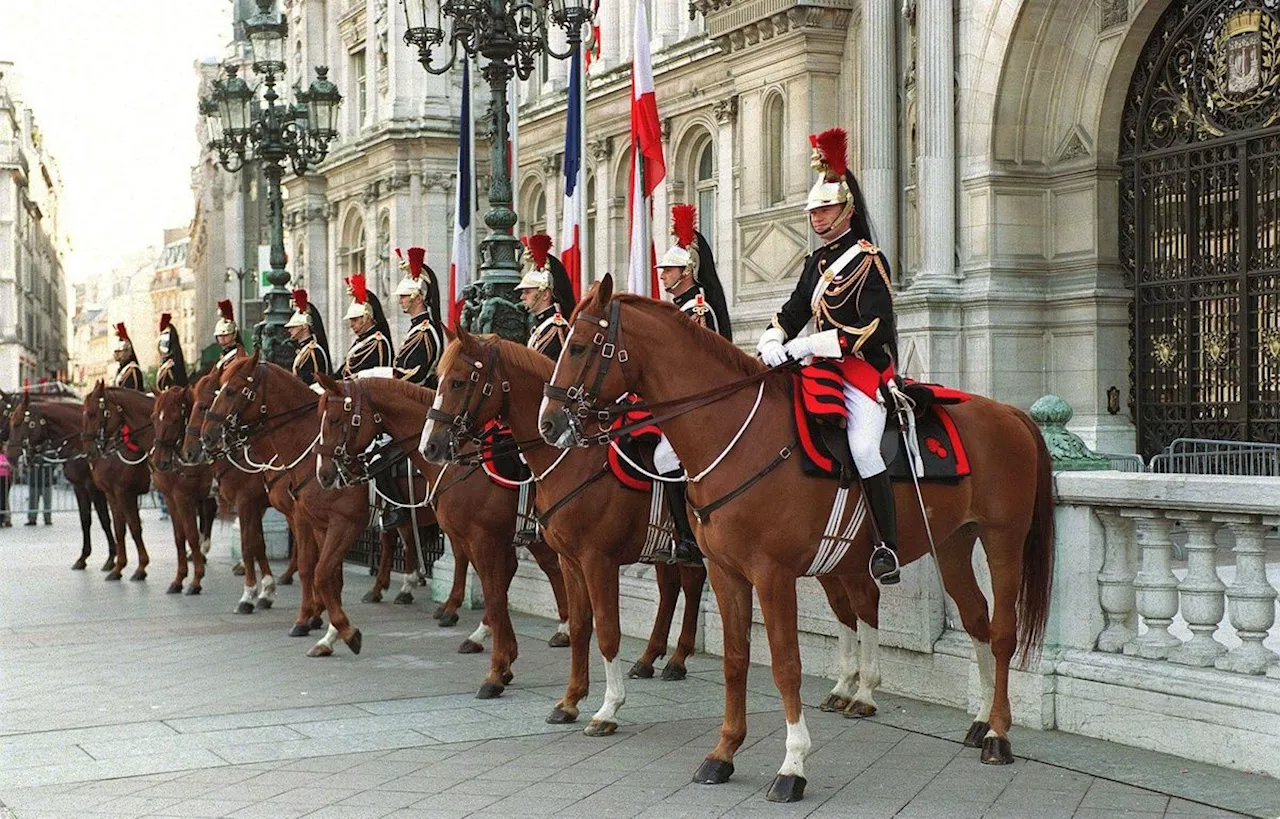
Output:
[1, 461, 162, 524]
[1099, 438, 1280, 477]
[343, 522, 446, 576]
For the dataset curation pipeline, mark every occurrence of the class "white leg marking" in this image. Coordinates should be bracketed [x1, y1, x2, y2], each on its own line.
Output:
[316, 624, 340, 649]
[467, 622, 492, 644]
[399, 572, 419, 594]
[418, 393, 444, 456]
[777, 715, 811, 779]
[257, 574, 276, 602]
[829, 623, 859, 699]
[238, 584, 257, 605]
[852, 621, 880, 710]
[556, 620, 570, 636]
[199, 534, 211, 556]
[972, 638, 996, 723]
[590, 656, 626, 724]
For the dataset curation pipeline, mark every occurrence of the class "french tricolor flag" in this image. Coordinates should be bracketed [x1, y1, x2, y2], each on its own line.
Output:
[449, 59, 475, 328]
[627, 0, 665, 298]
[560, 44, 586, 301]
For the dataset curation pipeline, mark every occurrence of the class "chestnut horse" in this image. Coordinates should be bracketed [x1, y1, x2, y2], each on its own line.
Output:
[150, 387, 219, 594]
[539, 277, 1054, 800]
[183, 369, 291, 613]
[82, 383, 153, 581]
[312, 373, 573, 698]
[419, 332, 719, 732]
[5, 393, 117, 570]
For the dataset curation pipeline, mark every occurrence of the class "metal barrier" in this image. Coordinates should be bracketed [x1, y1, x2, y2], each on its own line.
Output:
[1148, 438, 1280, 477]
[3, 461, 162, 521]
[1100, 453, 1146, 472]
[343, 522, 445, 576]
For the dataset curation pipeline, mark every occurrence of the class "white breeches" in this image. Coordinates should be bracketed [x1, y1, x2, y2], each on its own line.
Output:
[844, 384, 887, 477]
[653, 434, 682, 475]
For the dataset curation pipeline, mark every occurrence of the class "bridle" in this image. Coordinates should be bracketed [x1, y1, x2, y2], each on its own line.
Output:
[84, 390, 151, 464]
[152, 391, 204, 471]
[425, 345, 523, 464]
[316, 378, 383, 485]
[205, 361, 317, 459]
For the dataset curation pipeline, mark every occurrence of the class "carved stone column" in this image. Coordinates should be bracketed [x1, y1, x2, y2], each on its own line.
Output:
[861, 0, 898, 272]
[914, 0, 955, 285]
[713, 97, 738, 311]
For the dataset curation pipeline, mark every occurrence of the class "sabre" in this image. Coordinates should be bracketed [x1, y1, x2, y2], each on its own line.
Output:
[889, 384, 946, 590]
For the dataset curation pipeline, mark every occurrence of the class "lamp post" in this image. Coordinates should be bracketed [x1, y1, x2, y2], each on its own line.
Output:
[200, 0, 342, 367]
[400, 0, 592, 341]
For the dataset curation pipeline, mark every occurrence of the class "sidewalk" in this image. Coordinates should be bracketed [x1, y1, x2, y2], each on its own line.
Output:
[1, 510, 1276, 819]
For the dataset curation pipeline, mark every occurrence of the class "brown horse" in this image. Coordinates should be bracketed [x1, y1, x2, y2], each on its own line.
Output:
[420, 332, 719, 732]
[183, 368, 291, 613]
[5, 393, 118, 570]
[313, 373, 573, 698]
[82, 382, 153, 581]
[539, 277, 1055, 800]
[150, 387, 219, 594]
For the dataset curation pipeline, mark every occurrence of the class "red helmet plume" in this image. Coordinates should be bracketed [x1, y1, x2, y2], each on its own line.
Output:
[810, 128, 849, 181]
[346, 273, 369, 304]
[292, 288, 309, 314]
[158, 313, 171, 332]
[407, 246, 426, 278]
[671, 204, 697, 250]
[115, 322, 129, 341]
[217, 299, 235, 322]
[528, 234, 552, 269]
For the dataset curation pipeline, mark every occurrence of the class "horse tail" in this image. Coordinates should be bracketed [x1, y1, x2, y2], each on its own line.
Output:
[1013, 409, 1055, 668]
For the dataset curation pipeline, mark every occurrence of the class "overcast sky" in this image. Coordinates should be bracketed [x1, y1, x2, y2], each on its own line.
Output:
[0, 1, 233, 282]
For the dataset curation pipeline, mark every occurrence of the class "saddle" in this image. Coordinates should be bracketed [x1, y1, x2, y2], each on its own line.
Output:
[793, 364, 971, 485]
[478, 420, 531, 490]
[606, 394, 663, 492]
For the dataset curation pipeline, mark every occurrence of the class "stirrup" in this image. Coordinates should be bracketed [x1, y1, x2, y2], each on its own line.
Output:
[869, 544, 900, 585]
[669, 537, 704, 566]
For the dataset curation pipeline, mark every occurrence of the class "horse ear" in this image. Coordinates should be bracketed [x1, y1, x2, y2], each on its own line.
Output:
[315, 372, 340, 395]
[444, 324, 456, 343]
[247, 349, 261, 368]
[456, 325, 475, 350]
[596, 272, 614, 305]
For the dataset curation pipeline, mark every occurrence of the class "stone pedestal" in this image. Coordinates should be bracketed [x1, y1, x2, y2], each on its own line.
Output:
[431, 536, 484, 610]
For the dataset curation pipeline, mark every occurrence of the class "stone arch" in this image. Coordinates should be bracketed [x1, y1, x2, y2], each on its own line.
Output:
[518, 175, 547, 237]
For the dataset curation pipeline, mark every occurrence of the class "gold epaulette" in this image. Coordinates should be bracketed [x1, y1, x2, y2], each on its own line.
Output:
[857, 239, 879, 255]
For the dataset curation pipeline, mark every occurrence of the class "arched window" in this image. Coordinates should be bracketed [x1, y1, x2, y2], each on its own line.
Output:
[341, 210, 366, 282]
[519, 181, 547, 237]
[695, 141, 716, 245]
[765, 94, 785, 205]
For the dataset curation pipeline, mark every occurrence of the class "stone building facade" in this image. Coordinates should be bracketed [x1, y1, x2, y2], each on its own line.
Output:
[0, 65, 69, 389]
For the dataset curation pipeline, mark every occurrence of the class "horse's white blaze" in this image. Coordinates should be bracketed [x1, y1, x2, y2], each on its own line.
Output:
[399, 573, 419, 594]
[830, 623, 858, 699]
[257, 574, 276, 602]
[316, 624, 340, 649]
[973, 638, 996, 723]
[852, 620, 880, 709]
[591, 656, 626, 724]
[540, 327, 574, 423]
[419, 392, 445, 456]
[467, 622, 492, 644]
[778, 715, 811, 778]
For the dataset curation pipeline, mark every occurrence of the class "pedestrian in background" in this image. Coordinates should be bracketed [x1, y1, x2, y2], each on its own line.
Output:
[0, 450, 12, 527]
[26, 459, 53, 526]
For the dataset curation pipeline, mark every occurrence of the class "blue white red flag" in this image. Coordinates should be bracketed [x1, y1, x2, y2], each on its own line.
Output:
[627, 0, 665, 298]
[560, 45, 586, 301]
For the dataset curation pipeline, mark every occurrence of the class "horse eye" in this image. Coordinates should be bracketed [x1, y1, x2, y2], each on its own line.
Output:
[450, 379, 465, 390]
[569, 344, 586, 356]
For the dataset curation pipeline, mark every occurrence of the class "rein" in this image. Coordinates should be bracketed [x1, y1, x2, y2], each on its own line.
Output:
[84, 392, 153, 464]
[316, 379, 431, 495]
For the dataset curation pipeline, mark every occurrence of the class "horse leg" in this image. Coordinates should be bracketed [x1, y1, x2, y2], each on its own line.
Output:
[166, 499, 187, 594]
[525, 537, 570, 646]
[929, 528, 994, 746]
[693, 562, 752, 786]
[183, 494, 206, 595]
[93, 488, 116, 571]
[631, 563, 679, 679]
[237, 503, 265, 615]
[126, 499, 148, 581]
[835, 571, 883, 719]
[435, 537, 469, 627]
[72, 483, 93, 570]
[364, 531, 394, 603]
[198, 495, 216, 557]
[755, 571, 810, 803]
[664, 563, 708, 681]
[309, 522, 364, 657]
[289, 520, 320, 636]
[815, 576, 857, 712]
[468, 537, 520, 698]
[393, 525, 419, 604]
[547, 554, 593, 725]
[581, 555, 627, 737]
[105, 493, 128, 580]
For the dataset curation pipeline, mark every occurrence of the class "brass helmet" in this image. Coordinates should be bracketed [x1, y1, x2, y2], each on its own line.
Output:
[394, 246, 429, 298]
[516, 234, 554, 292]
[214, 299, 237, 338]
[344, 273, 373, 321]
[657, 204, 699, 279]
[805, 127, 853, 215]
[285, 289, 311, 330]
[113, 322, 132, 354]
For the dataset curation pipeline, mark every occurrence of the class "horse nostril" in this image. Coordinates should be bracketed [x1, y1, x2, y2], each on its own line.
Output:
[540, 419, 558, 441]
[423, 440, 441, 462]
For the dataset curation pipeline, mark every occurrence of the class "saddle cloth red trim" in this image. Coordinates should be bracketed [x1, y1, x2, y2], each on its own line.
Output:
[479, 420, 524, 490]
[607, 394, 662, 492]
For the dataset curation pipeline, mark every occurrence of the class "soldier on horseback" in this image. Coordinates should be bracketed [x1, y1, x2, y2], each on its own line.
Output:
[755, 128, 902, 585]
[112, 323, 145, 391]
[392, 247, 445, 387]
[213, 300, 245, 373]
[155, 313, 189, 391]
[653, 205, 734, 566]
[340, 273, 393, 379]
[285, 288, 332, 387]
[515, 234, 575, 361]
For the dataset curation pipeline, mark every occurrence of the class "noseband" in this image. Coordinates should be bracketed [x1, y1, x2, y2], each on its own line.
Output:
[426, 346, 512, 462]
[315, 379, 383, 485]
[541, 300, 628, 446]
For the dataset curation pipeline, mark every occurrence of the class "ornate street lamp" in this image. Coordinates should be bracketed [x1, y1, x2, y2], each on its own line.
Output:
[200, 0, 342, 367]
[400, 0, 593, 340]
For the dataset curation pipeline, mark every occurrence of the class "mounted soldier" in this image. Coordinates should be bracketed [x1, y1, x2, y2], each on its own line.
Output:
[515, 234, 576, 360]
[285, 288, 332, 388]
[112, 323, 145, 391]
[213, 300, 246, 373]
[155, 313, 189, 391]
[755, 127, 902, 584]
[392, 246, 445, 387]
[648, 205, 735, 566]
[339, 273, 394, 379]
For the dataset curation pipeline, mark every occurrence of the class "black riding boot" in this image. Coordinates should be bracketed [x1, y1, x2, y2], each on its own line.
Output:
[375, 470, 408, 532]
[663, 474, 704, 565]
[863, 471, 900, 585]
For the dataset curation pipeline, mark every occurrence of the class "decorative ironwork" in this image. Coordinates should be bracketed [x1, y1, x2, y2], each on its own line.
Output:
[1121, 0, 1280, 457]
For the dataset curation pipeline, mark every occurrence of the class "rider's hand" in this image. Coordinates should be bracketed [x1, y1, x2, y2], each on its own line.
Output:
[760, 342, 789, 367]
[784, 337, 814, 362]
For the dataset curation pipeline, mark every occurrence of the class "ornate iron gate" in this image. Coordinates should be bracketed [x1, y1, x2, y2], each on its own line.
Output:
[1120, 0, 1280, 457]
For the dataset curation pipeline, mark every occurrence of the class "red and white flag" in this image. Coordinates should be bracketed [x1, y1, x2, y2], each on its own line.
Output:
[448, 59, 476, 328]
[627, 0, 665, 298]
[560, 44, 587, 301]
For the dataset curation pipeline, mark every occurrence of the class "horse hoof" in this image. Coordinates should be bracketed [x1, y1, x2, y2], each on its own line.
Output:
[166, 582, 184, 595]
[963, 721, 990, 749]
[308, 616, 324, 631]
[438, 612, 459, 628]
[393, 592, 414, 605]
[344, 629, 363, 655]
[432, 604, 446, 620]
[547, 706, 578, 724]
[232, 564, 245, 576]
[476, 682, 505, 700]
[584, 720, 617, 737]
[184, 585, 201, 596]
[105, 570, 122, 581]
[236, 601, 256, 615]
[279, 574, 294, 586]
[628, 661, 655, 679]
[361, 589, 382, 604]
[765, 774, 807, 803]
[129, 570, 146, 582]
[458, 639, 485, 654]
[841, 700, 877, 719]
[661, 663, 687, 682]
[547, 631, 570, 648]
[819, 694, 852, 713]
[692, 759, 734, 785]
[980, 735, 1014, 765]
[71, 559, 87, 571]
[288, 624, 310, 637]
[306, 644, 333, 658]
[254, 597, 272, 610]
[100, 559, 115, 572]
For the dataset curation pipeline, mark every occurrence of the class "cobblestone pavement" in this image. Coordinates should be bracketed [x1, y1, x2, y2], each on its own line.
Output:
[2, 511, 1278, 819]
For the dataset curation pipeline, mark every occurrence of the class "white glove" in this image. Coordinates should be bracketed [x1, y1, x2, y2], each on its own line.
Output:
[784, 336, 814, 362]
[356, 366, 396, 379]
[757, 326, 788, 367]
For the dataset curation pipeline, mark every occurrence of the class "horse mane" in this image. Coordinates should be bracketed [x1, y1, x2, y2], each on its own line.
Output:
[490, 337, 554, 381]
[353, 375, 436, 407]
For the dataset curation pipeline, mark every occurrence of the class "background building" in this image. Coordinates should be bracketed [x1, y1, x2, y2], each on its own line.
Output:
[0, 64, 69, 389]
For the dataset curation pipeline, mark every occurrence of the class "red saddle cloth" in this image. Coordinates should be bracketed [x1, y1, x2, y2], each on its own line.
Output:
[606, 394, 662, 492]
[478, 420, 530, 489]
[793, 364, 972, 481]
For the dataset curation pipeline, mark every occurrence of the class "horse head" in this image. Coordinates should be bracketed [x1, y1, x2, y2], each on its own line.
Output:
[5, 392, 31, 462]
[314, 373, 381, 489]
[418, 325, 505, 464]
[202, 351, 263, 454]
[183, 370, 220, 464]
[151, 387, 192, 471]
[81, 380, 116, 458]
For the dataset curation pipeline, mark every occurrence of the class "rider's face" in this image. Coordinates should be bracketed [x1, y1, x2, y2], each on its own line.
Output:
[216, 333, 235, 349]
[348, 315, 372, 335]
[518, 287, 547, 313]
[659, 265, 688, 294]
[398, 293, 422, 315]
[286, 324, 308, 342]
[808, 203, 849, 239]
